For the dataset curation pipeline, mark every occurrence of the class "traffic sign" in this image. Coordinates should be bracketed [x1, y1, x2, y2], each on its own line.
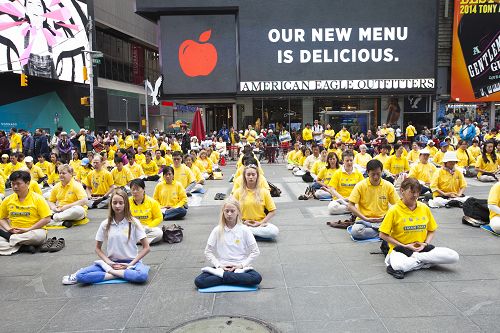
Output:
[92, 58, 101, 64]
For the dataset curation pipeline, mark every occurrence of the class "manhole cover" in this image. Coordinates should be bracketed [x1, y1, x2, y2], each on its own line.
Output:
[167, 315, 280, 332]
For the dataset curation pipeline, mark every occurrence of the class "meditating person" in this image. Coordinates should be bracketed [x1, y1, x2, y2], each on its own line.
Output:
[197, 149, 214, 178]
[194, 198, 262, 289]
[69, 151, 81, 176]
[141, 151, 160, 181]
[374, 145, 391, 167]
[488, 181, 500, 233]
[348, 159, 399, 240]
[24, 156, 46, 185]
[313, 152, 341, 199]
[154, 150, 167, 171]
[153, 166, 187, 220]
[455, 140, 476, 170]
[429, 151, 468, 208]
[379, 178, 459, 279]
[408, 149, 436, 195]
[111, 156, 133, 191]
[407, 142, 421, 165]
[126, 154, 145, 179]
[353, 144, 372, 173]
[310, 148, 328, 178]
[384, 143, 410, 183]
[0, 171, 51, 255]
[475, 140, 499, 182]
[171, 151, 196, 193]
[62, 189, 150, 285]
[184, 154, 205, 193]
[233, 165, 278, 240]
[323, 150, 364, 214]
[432, 142, 449, 167]
[47, 165, 88, 228]
[84, 155, 115, 209]
[129, 179, 163, 244]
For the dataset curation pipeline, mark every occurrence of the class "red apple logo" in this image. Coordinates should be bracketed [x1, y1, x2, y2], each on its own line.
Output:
[179, 29, 218, 77]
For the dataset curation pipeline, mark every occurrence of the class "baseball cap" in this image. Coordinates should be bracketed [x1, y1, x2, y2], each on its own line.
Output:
[24, 156, 33, 163]
[443, 151, 459, 163]
[427, 140, 434, 145]
[1, 154, 8, 159]
[440, 142, 449, 147]
[419, 149, 431, 155]
[81, 157, 90, 166]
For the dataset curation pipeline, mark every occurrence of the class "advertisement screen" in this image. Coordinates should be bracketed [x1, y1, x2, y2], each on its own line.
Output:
[0, 0, 89, 83]
[450, 0, 500, 102]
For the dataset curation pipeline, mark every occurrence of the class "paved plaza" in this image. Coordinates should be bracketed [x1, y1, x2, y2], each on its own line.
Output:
[2, 162, 499, 333]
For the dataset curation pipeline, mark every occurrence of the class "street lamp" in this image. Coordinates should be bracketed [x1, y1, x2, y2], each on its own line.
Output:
[122, 98, 129, 130]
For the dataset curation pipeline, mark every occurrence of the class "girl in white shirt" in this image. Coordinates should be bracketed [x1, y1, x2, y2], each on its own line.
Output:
[62, 189, 150, 285]
[194, 197, 262, 289]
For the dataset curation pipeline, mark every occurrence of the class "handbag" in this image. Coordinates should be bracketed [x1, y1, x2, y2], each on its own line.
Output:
[463, 150, 477, 178]
[162, 224, 184, 243]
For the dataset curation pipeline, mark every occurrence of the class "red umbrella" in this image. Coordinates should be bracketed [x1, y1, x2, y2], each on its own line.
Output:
[190, 109, 206, 141]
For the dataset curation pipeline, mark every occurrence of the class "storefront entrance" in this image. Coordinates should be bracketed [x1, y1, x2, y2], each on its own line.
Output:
[205, 104, 234, 133]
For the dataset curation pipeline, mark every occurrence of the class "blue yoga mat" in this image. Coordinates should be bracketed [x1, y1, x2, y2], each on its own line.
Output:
[347, 225, 381, 243]
[319, 197, 332, 201]
[192, 188, 207, 194]
[480, 225, 500, 237]
[93, 279, 128, 285]
[198, 285, 259, 293]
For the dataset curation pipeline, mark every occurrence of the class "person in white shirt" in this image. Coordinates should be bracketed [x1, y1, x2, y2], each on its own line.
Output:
[194, 197, 262, 289]
[312, 119, 324, 145]
[62, 189, 150, 285]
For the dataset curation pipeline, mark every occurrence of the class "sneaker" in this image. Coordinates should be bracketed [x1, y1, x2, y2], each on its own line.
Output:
[40, 237, 57, 252]
[386, 265, 405, 279]
[62, 273, 78, 285]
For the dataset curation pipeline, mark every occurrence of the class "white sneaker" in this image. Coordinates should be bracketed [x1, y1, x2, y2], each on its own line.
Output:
[62, 273, 77, 285]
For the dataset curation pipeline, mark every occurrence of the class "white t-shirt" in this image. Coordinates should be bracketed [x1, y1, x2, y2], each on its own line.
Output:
[396, 128, 402, 137]
[95, 218, 146, 261]
[312, 125, 324, 141]
[205, 223, 260, 267]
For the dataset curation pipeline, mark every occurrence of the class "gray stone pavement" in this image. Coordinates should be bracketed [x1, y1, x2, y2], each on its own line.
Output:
[1, 162, 499, 333]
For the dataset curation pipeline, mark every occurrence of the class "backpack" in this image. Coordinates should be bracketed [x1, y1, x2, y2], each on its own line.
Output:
[268, 182, 281, 197]
[301, 171, 314, 183]
[462, 197, 490, 222]
[380, 240, 389, 256]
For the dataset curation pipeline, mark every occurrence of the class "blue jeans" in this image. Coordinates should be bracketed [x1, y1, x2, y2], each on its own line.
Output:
[194, 269, 262, 289]
[351, 221, 380, 240]
[76, 261, 150, 284]
[163, 207, 187, 220]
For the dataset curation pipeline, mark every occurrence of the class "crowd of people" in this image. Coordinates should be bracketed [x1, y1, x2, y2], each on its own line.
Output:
[0, 117, 498, 285]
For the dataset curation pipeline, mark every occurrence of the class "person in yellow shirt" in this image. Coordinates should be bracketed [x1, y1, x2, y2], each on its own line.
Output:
[198, 149, 214, 176]
[302, 123, 313, 146]
[379, 178, 458, 279]
[429, 152, 467, 207]
[287, 142, 303, 166]
[135, 146, 146, 165]
[384, 144, 410, 182]
[488, 181, 500, 233]
[129, 178, 163, 244]
[310, 149, 328, 177]
[135, 133, 147, 151]
[244, 125, 257, 145]
[475, 140, 499, 182]
[233, 165, 278, 240]
[141, 152, 160, 181]
[4, 153, 26, 178]
[484, 128, 498, 142]
[126, 154, 145, 179]
[455, 140, 476, 169]
[209, 147, 220, 165]
[386, 126, 395, 144]
[9, 128, 22, 153]
[158, 137, 169, 154]
[111, 156, 134, 189]
[374, 145, 390, 166]
[35, 155, 53, 180]
[147, 132, 158, 152]
[467, 139, 481, 159]
[47, 164, 88, 227]
[405, 122, 416, 143]
[0, 170, 51, 255]
[76, 158, 92, 183]
[154, 150, 167, 170]
[0, 154, 9, 176]
[335, 126, 351, 143]
[432, 142, 449, 167]
[452, 119, 462, 140]
[24, 156, 46, 184]
[354, 144, 372, 172]
[153, 166, 187, 220]
[348, 159, 399, 240]
[171, 151, 196, 191]
[323, 123, 335, 148]
[69, 152, 81, 176]
[425, 140, 438, 157]
[124, 130, 134, 151]
[84, 155, 115, 209]
[408, 149, 436, 195]
[312, 152, 340, 196]
[407, 142, 420, 164]
[164, 148, 174, 167]
[184, 154, 205, 192]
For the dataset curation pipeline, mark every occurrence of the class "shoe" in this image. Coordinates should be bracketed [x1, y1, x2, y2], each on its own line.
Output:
[62, 273, 78, 285]
[386, 265, 405, 279]
[186, 192, 192, 197]
[326, 220, 353, 229]
[62, 221, 73, 228]
[18, 245, 36, 254]
[298, 195, 308, 200]
[48, 238, 65, 252]
[40, 237, 57, 252]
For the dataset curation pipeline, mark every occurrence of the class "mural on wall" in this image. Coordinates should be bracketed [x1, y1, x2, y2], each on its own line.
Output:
[0, 0, 89, 82]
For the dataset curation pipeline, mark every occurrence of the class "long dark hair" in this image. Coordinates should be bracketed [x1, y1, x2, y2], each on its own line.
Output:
[482, 140, 497, 164]
[326, 152, 339, 169]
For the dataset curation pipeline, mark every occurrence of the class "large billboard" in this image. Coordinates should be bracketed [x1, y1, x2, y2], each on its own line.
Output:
[451, 0, 500, 102]
[0, 0, 89, 83]
[140, 0, 437, 96]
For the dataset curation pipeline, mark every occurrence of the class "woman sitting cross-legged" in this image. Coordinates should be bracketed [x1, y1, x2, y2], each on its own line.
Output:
[194, 197, 262, 289]
[129, 178, 163, 244]
[62, 189, 150, 285]
[153, 166, 188, 220]
[233, 165, 278, 240]
[379, 178, 459, 279]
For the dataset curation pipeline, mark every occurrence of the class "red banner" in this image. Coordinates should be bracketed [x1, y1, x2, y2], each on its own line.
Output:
[132, 44, 144, 84]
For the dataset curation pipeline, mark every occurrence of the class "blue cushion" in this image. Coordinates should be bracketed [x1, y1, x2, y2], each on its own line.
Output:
[93, 279, 128, 285]
[480, 225, 500, 237]
[347, 225, 381, 243]
[192, 188, 207, 194]
[198, 285, 259, 293]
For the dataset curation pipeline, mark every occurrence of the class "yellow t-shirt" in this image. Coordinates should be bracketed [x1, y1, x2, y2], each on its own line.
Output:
[135, 153, 146, 166]
[299, 155, 307, 166]
[0, 174, 5, 195]
[467, 146, 481, 159]
[328, 168, 364, 199]
[384, 155, 410, 175]
[302, 127, 313, 141]
[137, 134, 147, 151]
[290, 150, 303, 165]
[456, 148, 476, 168]
[475, 154, 499, 177]
[129, 195, 163, 228]
[49, 178, 88, 212]
[433, 151, 445, 166]
[10, 133, 22, 151]
[233, 188, 276, 222]
[426, 146, 438, 157]
[430, 168, 467, 198]
[29, 180, 42, 195]
[4, 161, 25, 177]
[379, 200, 438, 254]
[153, 181, 187, 208]
[77, 166, 92, 182]
[154, 156, 167, 168]
[335, 129, 351, 143]
[111, 167, 133, 187]
[408, 162, 437, 184]
[348, 178, 399, 219]
[199, 158, 213, 174]
[173, 164, 195, 188]
[311, 160, 327, 175]
[407, 150, 420, 164]
[189, 164, 203, 183]
[317, 167, 338, 184]
[69, 159, 81, 173]
[125, 135, 134, 149]
[0, 191, 51, 228]
[488, 182, 500, 220]
[406, 125, 416, 137]
[141, 160, 159, 176]
[171, 141, 182, 152]
[47, 172, 60, 186]
[28, 165, 45, 182]
[354, 153, 372, 168]
[232, 174, 269, 194]
[386, 128, 395, 143]
[323, 129, 335, 147]
[126, 163, 144, 179]
[107, 149, 116, 164]
[453, 125, 462, 138]
[159, 142, 169, 154]
[374, 154, 390, 166]
[148, 136, 158, 151]
[164, 154, 173, 166]
[210, 151, 220, 164]
[245, 130, 257, 144]
[35, 161, 53, 177]
[84, 169, 114, 196]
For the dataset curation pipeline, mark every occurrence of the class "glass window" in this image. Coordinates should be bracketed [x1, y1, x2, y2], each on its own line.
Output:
[253, 97, 303, 131]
